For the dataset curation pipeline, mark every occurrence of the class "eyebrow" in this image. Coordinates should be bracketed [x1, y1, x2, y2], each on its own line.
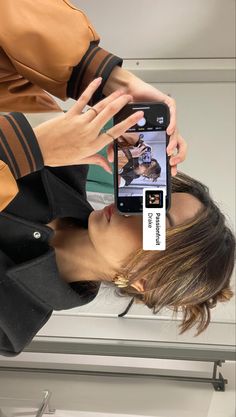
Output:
[166, 212, 175, 227]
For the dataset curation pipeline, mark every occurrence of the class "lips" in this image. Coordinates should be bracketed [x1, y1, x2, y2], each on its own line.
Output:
[103, 203, 115, 222]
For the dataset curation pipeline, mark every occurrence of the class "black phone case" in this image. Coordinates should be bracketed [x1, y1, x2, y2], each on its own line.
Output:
[114, 102, 171, 214]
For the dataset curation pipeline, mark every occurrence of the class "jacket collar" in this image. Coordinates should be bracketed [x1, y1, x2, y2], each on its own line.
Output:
[7, 248, 100, 310]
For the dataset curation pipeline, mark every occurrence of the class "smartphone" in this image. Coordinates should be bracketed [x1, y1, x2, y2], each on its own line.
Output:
[114, 102, 171, 214]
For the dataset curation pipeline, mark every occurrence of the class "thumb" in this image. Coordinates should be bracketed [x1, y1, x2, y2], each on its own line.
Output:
[80, 154, 113, 174]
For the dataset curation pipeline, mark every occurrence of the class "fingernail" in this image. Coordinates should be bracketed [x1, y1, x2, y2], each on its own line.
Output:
[136, 111, 144, 118]
[95, 77, 103, 83]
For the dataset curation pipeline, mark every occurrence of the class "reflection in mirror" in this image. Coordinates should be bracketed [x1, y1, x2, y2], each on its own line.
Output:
[0, 0, 235, 362]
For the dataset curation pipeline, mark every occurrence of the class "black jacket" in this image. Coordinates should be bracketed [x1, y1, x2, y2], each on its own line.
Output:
[120, 157, 140, 186]
[0, 164, 101, 356]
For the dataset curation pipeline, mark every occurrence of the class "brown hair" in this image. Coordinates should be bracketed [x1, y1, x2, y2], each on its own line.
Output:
[142, 158, 161, 181]
[113, 172, 235, 336]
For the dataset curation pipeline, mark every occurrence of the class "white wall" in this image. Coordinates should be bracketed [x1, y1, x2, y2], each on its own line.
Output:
[76, 0, 236, 59]
[0, 362, 235, 416]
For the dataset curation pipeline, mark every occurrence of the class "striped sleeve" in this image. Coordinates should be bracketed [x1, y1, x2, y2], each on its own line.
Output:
[0, 113, 44, 179]
[67, 42, 123, 105]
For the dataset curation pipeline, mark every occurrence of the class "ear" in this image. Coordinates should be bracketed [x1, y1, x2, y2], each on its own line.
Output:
[130, 278, 146, 293]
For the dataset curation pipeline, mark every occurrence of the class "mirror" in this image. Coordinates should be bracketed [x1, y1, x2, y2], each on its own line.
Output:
[0, 0, 235, 360]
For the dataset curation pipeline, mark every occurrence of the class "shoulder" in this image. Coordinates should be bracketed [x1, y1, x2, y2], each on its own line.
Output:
[70, 280, 101, 303]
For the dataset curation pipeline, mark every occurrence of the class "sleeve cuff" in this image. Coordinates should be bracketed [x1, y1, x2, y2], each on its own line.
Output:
[0, 112, 44, 179]
[67, 41, 123, 105]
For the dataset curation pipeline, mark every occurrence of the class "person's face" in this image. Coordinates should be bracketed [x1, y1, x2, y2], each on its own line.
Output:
[88, 193, 203, 277]
[138, 160, 156, 176]
[135, 164, 147, 175]
[136, 164, 148, 175]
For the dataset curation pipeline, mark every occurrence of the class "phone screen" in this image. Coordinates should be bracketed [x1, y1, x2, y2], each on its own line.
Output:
[114, 103, 170, 214]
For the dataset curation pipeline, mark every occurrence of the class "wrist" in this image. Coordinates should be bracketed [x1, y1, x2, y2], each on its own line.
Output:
[33, 114, 65, 167]
[103, 66, 135, 96]
[34, 121, 53, 166]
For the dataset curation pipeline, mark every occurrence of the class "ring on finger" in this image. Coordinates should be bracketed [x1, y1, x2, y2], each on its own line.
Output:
[87, 106, 99, 117]
[104, 130, 116, 141]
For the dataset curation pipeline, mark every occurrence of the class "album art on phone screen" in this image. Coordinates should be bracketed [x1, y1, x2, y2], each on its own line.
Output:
[145, 190, 164, 208]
